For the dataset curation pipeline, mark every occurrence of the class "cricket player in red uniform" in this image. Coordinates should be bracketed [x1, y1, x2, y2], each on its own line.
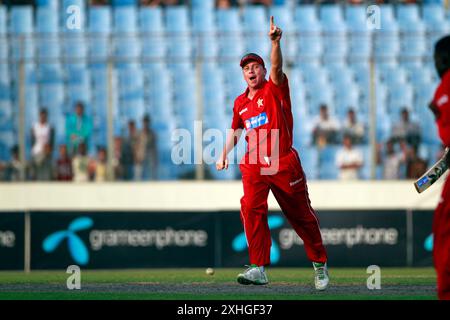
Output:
[429, 35, 450, 300]
[216, 17, 329, 290]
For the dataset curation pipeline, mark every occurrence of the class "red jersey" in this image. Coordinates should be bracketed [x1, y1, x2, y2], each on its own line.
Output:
[231, 75, 293, 163]
[433, 70, 450, 146]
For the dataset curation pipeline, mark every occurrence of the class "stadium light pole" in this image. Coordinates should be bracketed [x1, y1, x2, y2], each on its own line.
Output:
[369, 33, 377, 180]
[106, 57, 115, 181]
[195, 35, 205, 180]
[18, 36, 26, 182]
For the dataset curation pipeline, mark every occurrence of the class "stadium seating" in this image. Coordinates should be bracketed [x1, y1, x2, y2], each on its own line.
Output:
[1, 3, 449, 181]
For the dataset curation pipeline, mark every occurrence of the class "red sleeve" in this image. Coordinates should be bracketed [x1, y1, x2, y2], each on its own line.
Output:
[231, 99, 244, 130]
[434, 72, 450, 146]
[268, 73, 290, 100]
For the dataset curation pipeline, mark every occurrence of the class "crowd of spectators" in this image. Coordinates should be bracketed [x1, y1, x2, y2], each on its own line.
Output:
[0, 102, 158, 182]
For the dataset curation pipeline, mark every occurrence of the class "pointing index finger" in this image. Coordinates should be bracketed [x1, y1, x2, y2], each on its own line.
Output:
[270, 16, 274, 28]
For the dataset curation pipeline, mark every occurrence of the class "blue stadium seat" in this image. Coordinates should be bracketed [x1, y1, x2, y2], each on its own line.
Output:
[359, 145, 372, 180]
[139, 7, 166, 62]
[397, 5, 426, 61]
[165, 6, 192, 61]
[120, 99, 145, 123]
[242, 6, 270, 58]
[0, 130, 15, 161]
[36, 9, 60, 60]
[88, 6, 112, 64]
[318, 146, 340, 180]
[36, 0, 58, 8]
[191, 0, 215, 11]
[373, 5, 400, 65]
[111, 0, 137, 5]
[62, 0, 86, 30]
[9, 6, 35, 60]
[216, 8, 245, 59]
[192, 9, 219, 59]
[61, 1, 87, 63]
[118, 67, 144, 101]
[38, 64, 64, 84]
[0, 6, 7, 35]
[297, 147, 318, 180]
[345, 5, 372, 60]
[294, 5, 323, 62]
[320, 4, 348, 64]
[387, 83, 414, 116]
[269, 6, 296, 61]
[114, 6, 137, 33]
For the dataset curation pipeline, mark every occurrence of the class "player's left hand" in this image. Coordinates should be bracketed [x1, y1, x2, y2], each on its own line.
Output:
[269, 16, 282, 42]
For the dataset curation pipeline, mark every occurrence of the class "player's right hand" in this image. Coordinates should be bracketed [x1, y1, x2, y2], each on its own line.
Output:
[216, 158, 229, 171]
[269, 16, 282, 42]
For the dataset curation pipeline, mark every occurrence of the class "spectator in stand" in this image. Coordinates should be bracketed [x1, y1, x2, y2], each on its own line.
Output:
[312, 104, 340, 147]
[216, 0, 236, 8]
[135, 115, 158, 180]
[237, 0, 272, 5]
[55, 144, 73, 181]
[31, 143, 53, 181]
[0, 145, 25, 181]
[390, 107, 421, 149]
[89, 147, 108, 182]
[121, 120, 138, 181]
[335, 134, 363, 180]
[31, 108, 54, 168]
[90, 0, 109, 5]
[383, 139, 408, 180]
[406, 145, 428, 179]
[72, 142, 90, 182]
[113, 136, 124, 180]
[66, 102, 92, 157]
[341, 108, 365, 145]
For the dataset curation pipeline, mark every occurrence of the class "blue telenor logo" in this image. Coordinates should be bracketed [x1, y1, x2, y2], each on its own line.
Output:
[244, 112, 269, 130]
[232, 215, 284, 264]
[42, 217, 93, 265]
[424, 233, 433, 252]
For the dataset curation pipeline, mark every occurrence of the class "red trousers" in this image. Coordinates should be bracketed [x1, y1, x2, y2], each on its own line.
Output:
[433, 176, 450, 300]
[239, 148, 327, 266]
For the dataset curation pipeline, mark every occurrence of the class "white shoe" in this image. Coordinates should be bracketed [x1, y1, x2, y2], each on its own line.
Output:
[313, 262, 329, 291]
[237, 265, 269, 285]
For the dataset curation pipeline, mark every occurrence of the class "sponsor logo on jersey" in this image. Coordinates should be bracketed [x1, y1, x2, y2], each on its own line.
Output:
[244, 112, 269, 130]
[437, 94, 449, 107]
[239, 107, 248, 115]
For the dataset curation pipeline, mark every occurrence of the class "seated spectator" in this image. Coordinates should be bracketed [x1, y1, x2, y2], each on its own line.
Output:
[90, 0, 109, 5]
[216, 0, 236, 8]
[66, 102, 92, 156]
[113, 137, 124, 180]
[406, 145, 428, 179]
[383, 139, 407, 180]
[0, 145, 24, 181]
[312, 104, 340, 147]
[336, 135, 363, 180]
[30, 143, 53, 181]
[121, 120, 138, 181]
[238, 0, 272, 5]
[55, 144, 73, 181]
[390, 108, 421, 149]
[135, 115, 158, 181]
[31, 108, 54, 167]
[72, 143, 90, 182]
[342, 108, 365, 145]
[89, 147, 108, 182]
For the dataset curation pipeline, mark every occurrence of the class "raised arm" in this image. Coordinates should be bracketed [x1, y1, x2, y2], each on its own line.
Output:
[269, 16, 284, 86]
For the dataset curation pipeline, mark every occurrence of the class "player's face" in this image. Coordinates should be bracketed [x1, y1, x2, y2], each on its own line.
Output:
[242, 62, 266, 89]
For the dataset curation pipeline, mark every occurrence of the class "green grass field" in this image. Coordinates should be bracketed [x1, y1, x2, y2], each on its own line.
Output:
[0, 268, 438, 300]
